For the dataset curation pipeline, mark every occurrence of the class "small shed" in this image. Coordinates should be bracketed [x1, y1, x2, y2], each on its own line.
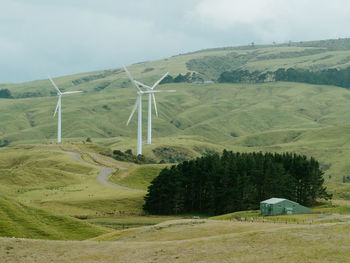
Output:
[260, 198, 311, 216]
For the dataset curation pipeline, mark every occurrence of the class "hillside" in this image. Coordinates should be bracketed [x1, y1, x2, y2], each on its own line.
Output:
[2, 81, 350, 181]
[0, 195, 107, 240]
[2, 35, 350, 261]
[0, 144, 151, 216]
[1, 39, 350, 180]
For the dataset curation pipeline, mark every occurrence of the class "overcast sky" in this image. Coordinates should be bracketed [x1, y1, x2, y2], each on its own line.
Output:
[1, 0, 350, 83]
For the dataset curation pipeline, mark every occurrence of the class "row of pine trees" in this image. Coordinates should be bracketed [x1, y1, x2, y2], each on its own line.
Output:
[143, 151, 331, 215]
[218, 67, 350, 89]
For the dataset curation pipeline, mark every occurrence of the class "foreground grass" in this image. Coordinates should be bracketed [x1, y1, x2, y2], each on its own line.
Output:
[1, 220, 350, 262]
[86, 215, 180, 230]
[210, 204, 350, 224]
[0, 196, 108, 240]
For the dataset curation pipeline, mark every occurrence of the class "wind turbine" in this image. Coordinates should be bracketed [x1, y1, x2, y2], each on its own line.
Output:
[49, 77, 83, 143]
[134, 73, 175, 145]
[124, 66, 175, 155]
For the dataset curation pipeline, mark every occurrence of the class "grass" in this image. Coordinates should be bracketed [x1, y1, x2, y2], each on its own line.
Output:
[86, 215, 180, 230]
[0, 143, 185, 240]
[0, 195, 108, 240]
[4, 75, 350, 184]
[3, 80, 350, 183]
[90, 219, 275, 242]
[2, 39, 350, 261]
[1, 40, 350, 186]
[210, 204, 350, 224]
[0, 144, 147, 216]
[109, 165, 167, 190]
[2, 220, 350, 262]
[210, 210, 261, 220]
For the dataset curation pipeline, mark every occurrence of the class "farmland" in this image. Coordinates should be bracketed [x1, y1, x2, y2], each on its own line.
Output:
[2, 38, 350, 262]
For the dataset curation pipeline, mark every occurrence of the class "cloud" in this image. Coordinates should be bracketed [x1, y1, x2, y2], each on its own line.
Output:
[0, 0, 202, 82]
[192, 0, 350, 41]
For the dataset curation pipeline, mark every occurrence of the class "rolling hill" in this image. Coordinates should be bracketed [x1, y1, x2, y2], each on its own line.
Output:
[2, 39, 350, 262]
[0, 144, 150, 216]
[1, 39, 350, 199]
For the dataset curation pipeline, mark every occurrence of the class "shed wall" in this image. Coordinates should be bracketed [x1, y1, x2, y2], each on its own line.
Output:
[260, 199, 311, 215]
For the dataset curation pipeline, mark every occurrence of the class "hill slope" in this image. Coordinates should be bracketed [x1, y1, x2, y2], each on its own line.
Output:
[0, 195, 107, 240]
[2, 81, 350, 180]
[1, 38, 350, 182]
[0, 144, 149, 216]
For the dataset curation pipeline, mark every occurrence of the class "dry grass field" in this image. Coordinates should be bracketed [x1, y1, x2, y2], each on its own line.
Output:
[1, 220, 350, 263]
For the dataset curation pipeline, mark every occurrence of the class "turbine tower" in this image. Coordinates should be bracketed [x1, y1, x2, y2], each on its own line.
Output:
[49, 77, 83, 143]
[124, 66, 175, 155]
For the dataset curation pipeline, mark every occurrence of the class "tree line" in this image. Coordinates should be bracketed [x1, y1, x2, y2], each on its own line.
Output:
[0, 139, 9, 147]
[0, 89, 12, 98]
[0, 88, 48, 99]
[218, 67, 350, 89]
[160, 72, 204, 84]
[143, 150, 331, 215]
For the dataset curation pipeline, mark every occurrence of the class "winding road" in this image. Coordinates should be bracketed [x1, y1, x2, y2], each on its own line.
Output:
[65, 151, 130, 190]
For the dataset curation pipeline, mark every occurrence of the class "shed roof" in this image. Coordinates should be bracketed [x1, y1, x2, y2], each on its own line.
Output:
[260, 198, 298, 204]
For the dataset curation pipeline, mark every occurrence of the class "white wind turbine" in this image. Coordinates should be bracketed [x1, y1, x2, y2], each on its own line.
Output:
[124, 66, 175, 155]
[49, 77, 83, 143]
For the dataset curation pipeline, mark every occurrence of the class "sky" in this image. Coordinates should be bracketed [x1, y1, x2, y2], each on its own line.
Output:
[1, 0, 350, 83]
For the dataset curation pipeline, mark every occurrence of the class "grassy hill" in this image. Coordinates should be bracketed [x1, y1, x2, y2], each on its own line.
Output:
[2, 37, 350, 261]
[2, 38, 350, 148]
[0, 195, 107, 240]
[2, 38, 350, 224]
[2, 79, 350, 182]
[1, 40, 350, 220]
[0, 144, 152, 216]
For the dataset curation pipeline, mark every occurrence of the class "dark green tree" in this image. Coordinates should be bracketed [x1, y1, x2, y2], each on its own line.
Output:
[143, 151, 331, 215]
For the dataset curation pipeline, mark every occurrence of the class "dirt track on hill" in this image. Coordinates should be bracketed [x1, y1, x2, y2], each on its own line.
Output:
[65, 151, 130, 190]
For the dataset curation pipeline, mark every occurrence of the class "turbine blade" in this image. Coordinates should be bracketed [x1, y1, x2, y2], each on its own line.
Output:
[152, 72, 169, 89]
[123, 65, 141, 92]
[62, 91, 83, 95]
[143, 90, 176, 94]
[126, 98, 139, 126]
[152, 93, 158, 117]
[53, 97, 60, 117]
[48, 77, 61, 94]
[134, 80, 152, 90]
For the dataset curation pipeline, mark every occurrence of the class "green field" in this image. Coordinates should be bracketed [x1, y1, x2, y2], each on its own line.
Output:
[0, 195, 108, 240]
[109, 165, 167, 190]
